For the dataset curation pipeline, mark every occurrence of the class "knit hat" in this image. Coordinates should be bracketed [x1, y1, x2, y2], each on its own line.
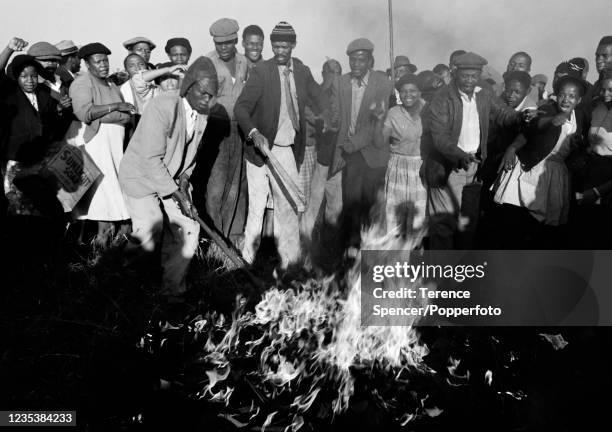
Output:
[210, 18, 240, 43]
[270, 22, 296, 44]
[503, 70, 532, 89]
[180, 56, 218, 97]
[78, 43, 111, 60]
[123, 36, 156, 51]
[8, 54, 44, 80]
[165, 37, 192, 54]
[531, 74, 548, 85]
[346, 38, 374, 55]
[27, 41, 62, 60]
[55, 40, 78, 57]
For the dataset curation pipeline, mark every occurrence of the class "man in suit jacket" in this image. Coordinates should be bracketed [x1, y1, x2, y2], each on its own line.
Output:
[234, 21, 324, 268]
[328, 38, 393, 249]
[55, 40, 81, 87]
[119, 56, 218, 300]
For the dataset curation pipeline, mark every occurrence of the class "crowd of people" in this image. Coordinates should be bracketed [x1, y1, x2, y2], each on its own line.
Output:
[2, 19, 612, 300]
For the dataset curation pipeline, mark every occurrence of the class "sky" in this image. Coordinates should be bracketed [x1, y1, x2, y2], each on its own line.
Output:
[3, 0, 611, 89]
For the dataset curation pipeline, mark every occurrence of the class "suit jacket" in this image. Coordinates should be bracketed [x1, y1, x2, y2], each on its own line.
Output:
[55, 66, 75, 89]
[234, 57, 324, 168]
[119, 95, 210, 198]
[330, 70, 393, 175]
[420, 81, 520, 186]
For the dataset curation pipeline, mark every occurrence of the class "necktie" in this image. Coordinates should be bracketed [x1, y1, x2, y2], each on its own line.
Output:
[283, 67, 300, 132]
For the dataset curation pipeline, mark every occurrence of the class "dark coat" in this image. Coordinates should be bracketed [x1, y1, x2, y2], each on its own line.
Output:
[56, 65, 75, 88]
[234, 57, 324, 168]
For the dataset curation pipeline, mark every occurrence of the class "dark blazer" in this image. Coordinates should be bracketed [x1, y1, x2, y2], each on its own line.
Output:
[330, 70, 394, 174]
[56, 65, 75, 88]
[234, 57, 324, 168]
[517, 103, 589, 171]
[0, 78, 64, 164]
[420, 81, 520, 187]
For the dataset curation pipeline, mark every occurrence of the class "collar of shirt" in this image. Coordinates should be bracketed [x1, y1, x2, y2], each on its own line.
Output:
[277, 59, 294, 75]
[458, 86, 481, 102]
[351, 70, 370, 87]
[182, 97, 198, 137]
[22, 90, 38, 110]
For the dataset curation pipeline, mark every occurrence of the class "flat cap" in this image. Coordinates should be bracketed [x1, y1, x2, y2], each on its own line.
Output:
[78, 42, 111, 60]
[346, 38, 374, 55]
[454, 52, 487, 70]
[180, 56, 218, 97]
[531, 74, 548, 84]
[503, 70, 532, 89]
[165, 37, 192, 54]
[394, 55, 417, 73]
[123, 36, 156, 50]
[27, 41, 62, 60]
[55, 40, 78, 56]
[210, 18, 239, 43]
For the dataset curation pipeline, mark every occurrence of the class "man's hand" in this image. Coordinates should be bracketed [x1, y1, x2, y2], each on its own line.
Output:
[576, 188, 599, 205]
[551, 111, 570, 127]
[457, 154, 480, 171]
[7, 37, 28, 52]
[59, 94, 72, 110]
[172, 189, 197, 218]
[370, 100, 386, 122]
[169, 64, 187, 74]
[498, 147, 517, 172]
[251, 130, 269, 154]
[521, 108, 543, 123]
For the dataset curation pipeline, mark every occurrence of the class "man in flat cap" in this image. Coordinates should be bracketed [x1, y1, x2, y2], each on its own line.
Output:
[27, 41, 72, 113]
[201, 18, 250, 246]
[55, 40, 80, 87]
[165, 38, 192, 66]
[234, 21, 326, 269]
[120, 56, 220, 300]
[328, 38, 393, 251]
[422, 51, 525, 250]
[123, 36, 156, 66]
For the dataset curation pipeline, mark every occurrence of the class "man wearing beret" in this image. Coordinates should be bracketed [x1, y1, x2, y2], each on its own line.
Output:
[328, 38, 393, 250]
[203, 18, 250, 246]
[27, 41, 72, 113]
[422, 51, 525, 250]
[234, 21, 326, 268]
[55, 40, 80, 87]
[119, 57, 219, 299]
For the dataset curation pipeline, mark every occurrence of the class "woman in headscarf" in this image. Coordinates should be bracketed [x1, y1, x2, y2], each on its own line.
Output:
[65, 43, 136, 247]
[377, 73, 427, 238]
[493, 75, 589, 248]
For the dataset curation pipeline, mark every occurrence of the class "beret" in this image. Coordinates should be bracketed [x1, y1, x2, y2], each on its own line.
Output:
[553, 75, 588, 96]
[503, 70, 532, 89]
[416, 70, 443, 92]
[180, 56, 218, 97]
[346, 38, 374, 55]
[210, 18, 239, 43]
[55, 40, 78, 56]
[454, 52, 488, 70]
[270, 21, 296, 44]
[123, 37, 156, 50]
[78, 42, 111, 59]
[531, 73, 548, 84]
[27, 41, 62, 60]
[394, 55, 417, 73]
[165, 38, 192, 54]
[395, 73, 420, 92]
[8, 54, 44, 80]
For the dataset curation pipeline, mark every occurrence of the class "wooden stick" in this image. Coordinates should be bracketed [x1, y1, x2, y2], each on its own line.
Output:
[260, 146, 306, 212]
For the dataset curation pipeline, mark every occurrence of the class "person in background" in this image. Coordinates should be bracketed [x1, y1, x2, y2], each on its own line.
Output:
[242, 24, 265, 75]
[494, 75, 589, 248]
[165, 38, 192, 66]
[329, 38, 393, 251]
[234, 21, 325, 268]
[122, 36, 156, 67]
[390, 55, 417, 106]
[67, 43, 136, 247]
[120, 57, 218, 301]
[569, 57, 590, 82]
[416, 70, 444, 103]
[153, 62, 182, 95]
[55, 40, 80, 87]
[505, 51, 539, 106]
[433, 63, 451, 86]
[531, 74, 548, 101]
[592, 36, 612, 108]
[422, 52, 525, 250]
[27, 42, 72, 114]
[377, 73, 427, 237]
[448, 49, 466, 74]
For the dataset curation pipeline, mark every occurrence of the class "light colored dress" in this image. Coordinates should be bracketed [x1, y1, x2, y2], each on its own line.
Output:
[382, 102, 427, 233]
[494, 110, 577, 225]
[66, 72, 131, 221]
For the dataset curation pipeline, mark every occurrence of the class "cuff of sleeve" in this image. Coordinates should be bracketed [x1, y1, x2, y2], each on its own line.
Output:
[160, 185, 179, 199]
[248, 128, 258, 140]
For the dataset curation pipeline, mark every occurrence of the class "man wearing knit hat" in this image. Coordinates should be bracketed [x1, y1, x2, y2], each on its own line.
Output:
[27, 41, 72, 112]
[328, 37, 393, 251]
[422, 51, 525, 249]
[203, 18, 250, 246]
[55, 40, 80, 87]
[234, 21, 326, 268]
[120, 56, 220, 300]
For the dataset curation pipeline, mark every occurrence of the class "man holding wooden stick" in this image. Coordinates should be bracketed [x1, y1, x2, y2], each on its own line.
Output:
[234, 21, 325, 268]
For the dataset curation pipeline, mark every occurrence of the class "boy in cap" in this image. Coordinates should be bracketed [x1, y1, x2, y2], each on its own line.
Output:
[234, 21, 326, 268]
[422, 51, 526, 250]
[55, 40, 80, 86]
[202, 18, 250, 246]
[328, 37, 393, 250]
[123, 36, 156, 65]
[119, 56, 219, 300]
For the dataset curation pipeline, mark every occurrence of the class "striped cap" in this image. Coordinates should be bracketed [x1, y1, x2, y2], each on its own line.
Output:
[270, 21, 296, 43]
